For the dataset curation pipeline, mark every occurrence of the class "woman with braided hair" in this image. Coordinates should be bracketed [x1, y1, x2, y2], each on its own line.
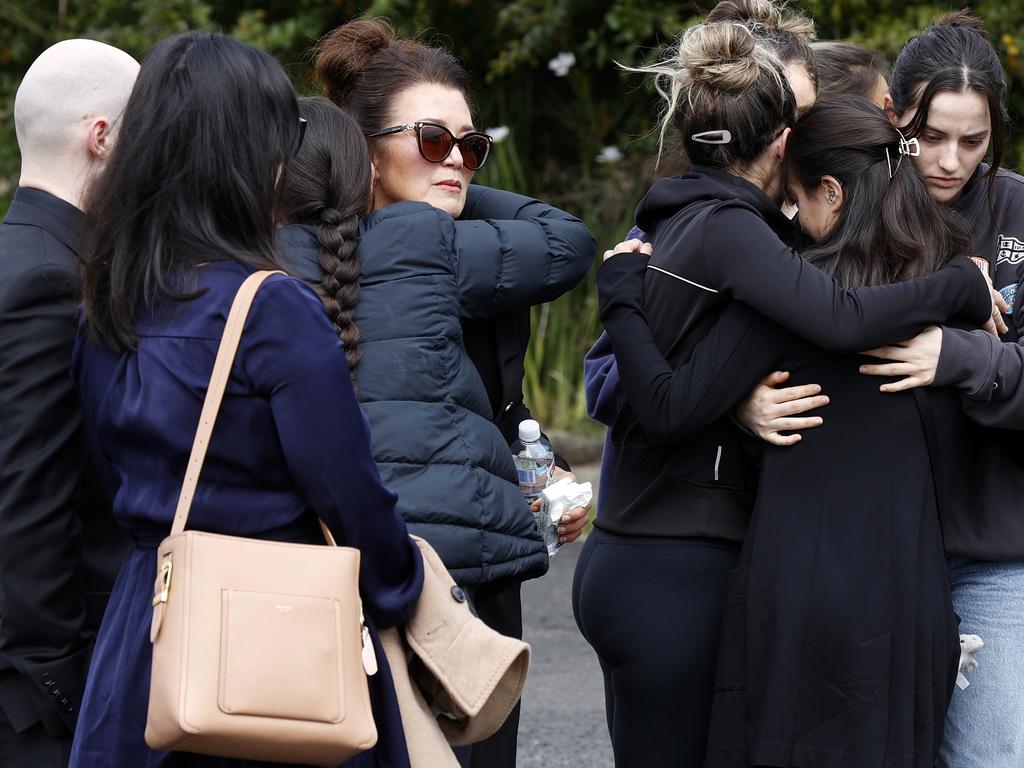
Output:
[279, 97, 366, 374]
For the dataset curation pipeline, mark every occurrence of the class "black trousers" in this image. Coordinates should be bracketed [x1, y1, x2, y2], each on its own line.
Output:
[453, 578, 523, 768]
[572, 527, 739, 768]
[0, 710, 71, 768]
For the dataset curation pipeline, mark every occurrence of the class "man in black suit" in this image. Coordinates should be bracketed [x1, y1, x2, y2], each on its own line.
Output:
[0, 39, 138, 766]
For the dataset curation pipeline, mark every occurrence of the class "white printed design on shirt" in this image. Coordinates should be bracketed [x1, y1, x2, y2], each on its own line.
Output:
[997, 234, 1024, 264]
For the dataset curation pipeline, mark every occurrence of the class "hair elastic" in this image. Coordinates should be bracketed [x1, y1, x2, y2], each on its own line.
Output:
[691, 129, 733, 145]
[885, 127, 921, 179]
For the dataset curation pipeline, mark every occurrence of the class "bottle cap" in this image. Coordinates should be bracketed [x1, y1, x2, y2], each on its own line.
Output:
[518, 419, 541, 442]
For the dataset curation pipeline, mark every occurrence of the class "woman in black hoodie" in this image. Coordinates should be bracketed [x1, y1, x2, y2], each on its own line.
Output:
[571, 21, 994, 768]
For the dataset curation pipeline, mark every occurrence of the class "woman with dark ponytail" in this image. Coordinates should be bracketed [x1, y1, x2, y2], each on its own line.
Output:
[279, 97, 368, 374]
[839, 11, 1024, 767]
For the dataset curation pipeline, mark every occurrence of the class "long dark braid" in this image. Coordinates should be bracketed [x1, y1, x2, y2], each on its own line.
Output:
[280, 96, 371, 372]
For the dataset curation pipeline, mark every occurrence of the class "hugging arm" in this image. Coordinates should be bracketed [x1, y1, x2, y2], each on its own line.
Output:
[701, 206, 992, 351]
[599, 253, 788, 443]
[452, 185, 595, 318]
[933, 327, 1024, 429]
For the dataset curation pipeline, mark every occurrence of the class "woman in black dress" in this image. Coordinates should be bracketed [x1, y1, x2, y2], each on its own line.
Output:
[598, 95, 980, 766]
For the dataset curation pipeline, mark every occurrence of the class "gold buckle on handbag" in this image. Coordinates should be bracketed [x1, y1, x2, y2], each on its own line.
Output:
[152, 560, 173, 606]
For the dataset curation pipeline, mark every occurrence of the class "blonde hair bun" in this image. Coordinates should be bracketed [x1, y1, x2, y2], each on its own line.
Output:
[679, 22, 767, 92]
[707, 0, 815, 41]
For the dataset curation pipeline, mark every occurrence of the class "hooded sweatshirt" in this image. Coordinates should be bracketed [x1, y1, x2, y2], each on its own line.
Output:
[928, 166, 1024, 560]
[597, 166, 992, 540]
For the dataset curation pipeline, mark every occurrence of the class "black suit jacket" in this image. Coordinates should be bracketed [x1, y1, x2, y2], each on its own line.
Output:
[0, 187, 130, 736]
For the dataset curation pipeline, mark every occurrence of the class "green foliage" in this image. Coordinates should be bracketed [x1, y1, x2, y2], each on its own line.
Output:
[2, 1, 1022, 430]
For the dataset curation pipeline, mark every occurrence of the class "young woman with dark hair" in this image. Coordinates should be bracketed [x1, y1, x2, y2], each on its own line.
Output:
[311, 19, 595, 768]
[70, 31, 423, 768]
[278, 97, 369, 373]
[737, 12, 1024, 765]
[810, 40, 890, 106]
[838, 12, 1024, 767]
[571, 19, 996, 767]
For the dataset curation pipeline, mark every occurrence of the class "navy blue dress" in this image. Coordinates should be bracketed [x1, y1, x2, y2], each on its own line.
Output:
[68, 262, 423, 768]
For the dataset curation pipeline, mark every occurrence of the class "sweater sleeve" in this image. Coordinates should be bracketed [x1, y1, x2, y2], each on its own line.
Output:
[452, 185, 595, 318]
[935, 326, 1024, 429]
[583, 332, 620, 426]
[598, 254, 790, 443]
[241, 276, 423, 628]
[699, 206, 992, 351]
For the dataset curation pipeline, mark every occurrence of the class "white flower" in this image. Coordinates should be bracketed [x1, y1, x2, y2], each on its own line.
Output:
[547, 51, 576, 77]
[485, 125, 510, 143]
[595, 146, 623, 164]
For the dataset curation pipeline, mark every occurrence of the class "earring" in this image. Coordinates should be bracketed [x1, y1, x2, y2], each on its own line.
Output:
[826, 188, 837, 203]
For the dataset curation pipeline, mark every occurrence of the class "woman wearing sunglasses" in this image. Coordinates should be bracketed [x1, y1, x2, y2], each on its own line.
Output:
[312, 19, 595, 768]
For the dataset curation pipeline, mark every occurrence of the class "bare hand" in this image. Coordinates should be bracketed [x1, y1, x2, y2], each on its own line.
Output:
[735, 370, 828, 447]
[529, 466, 590, 544]
[602, 238, 653, 262]
[859, 325, 942, 393]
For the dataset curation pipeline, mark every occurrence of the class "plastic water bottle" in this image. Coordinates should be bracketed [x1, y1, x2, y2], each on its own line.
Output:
[511, 419, 554, 502]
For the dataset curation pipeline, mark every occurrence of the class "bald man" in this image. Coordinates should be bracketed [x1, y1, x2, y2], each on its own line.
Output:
[0, 39, 138, 766]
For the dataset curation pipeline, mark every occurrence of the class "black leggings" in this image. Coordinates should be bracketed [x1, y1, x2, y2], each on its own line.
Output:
[572, 527, 739, 768]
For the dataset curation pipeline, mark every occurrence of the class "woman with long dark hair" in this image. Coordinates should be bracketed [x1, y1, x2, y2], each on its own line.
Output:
[837, 12, 1024, 767]
[70, 32, 422, 768]
[309, 20, 595, 768]
[736, 12, 1024, 766]
[571, 19, 995, 767]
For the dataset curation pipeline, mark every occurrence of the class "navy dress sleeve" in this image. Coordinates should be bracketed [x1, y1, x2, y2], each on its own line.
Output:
[698, 206, 992, 351]
[452, 185, 595, 318]
[239, 275, 423, 628]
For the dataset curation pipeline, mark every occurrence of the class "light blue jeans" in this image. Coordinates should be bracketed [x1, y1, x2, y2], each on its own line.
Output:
[938, 558, 1024, 768]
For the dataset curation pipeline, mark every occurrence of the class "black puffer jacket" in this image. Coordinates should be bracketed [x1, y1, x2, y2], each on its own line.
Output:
[279, 185, 594, 584]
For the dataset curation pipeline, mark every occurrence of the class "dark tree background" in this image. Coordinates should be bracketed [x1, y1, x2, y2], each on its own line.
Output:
[2, 0, 1021, 427]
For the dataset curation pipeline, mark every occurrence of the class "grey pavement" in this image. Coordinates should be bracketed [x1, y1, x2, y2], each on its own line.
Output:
[516, 463, 614, 767]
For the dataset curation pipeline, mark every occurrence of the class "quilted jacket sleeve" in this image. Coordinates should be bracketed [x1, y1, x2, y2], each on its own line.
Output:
[451, 185, 595, 319]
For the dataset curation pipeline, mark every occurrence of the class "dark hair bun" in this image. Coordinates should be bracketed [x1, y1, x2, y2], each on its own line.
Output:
[935, 9, 989, 38]
[315, 18, 395, 107]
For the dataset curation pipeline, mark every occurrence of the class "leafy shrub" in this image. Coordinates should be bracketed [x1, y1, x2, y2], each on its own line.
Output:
[2, 1, 1021, 429]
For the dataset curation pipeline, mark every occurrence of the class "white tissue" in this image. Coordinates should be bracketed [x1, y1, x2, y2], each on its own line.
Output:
[541, 477, 593, 524]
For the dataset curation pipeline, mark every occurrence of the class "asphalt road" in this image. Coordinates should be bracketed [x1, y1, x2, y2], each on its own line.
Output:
[516, 463, 614, 768]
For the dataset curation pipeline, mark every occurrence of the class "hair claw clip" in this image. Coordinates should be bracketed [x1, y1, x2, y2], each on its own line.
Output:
[899, 137, 921, 158]
[886, 128, 921, 179]
[690, 130, 733, 145]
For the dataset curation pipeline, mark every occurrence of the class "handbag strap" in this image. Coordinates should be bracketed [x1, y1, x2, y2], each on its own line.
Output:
[169, 270, 337, 547]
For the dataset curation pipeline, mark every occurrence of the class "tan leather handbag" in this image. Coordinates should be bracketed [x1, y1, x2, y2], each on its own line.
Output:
[145, 270, 379, 767]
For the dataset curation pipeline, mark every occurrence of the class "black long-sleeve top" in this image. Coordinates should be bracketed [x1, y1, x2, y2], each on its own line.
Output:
[596, 166, 991, 540]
